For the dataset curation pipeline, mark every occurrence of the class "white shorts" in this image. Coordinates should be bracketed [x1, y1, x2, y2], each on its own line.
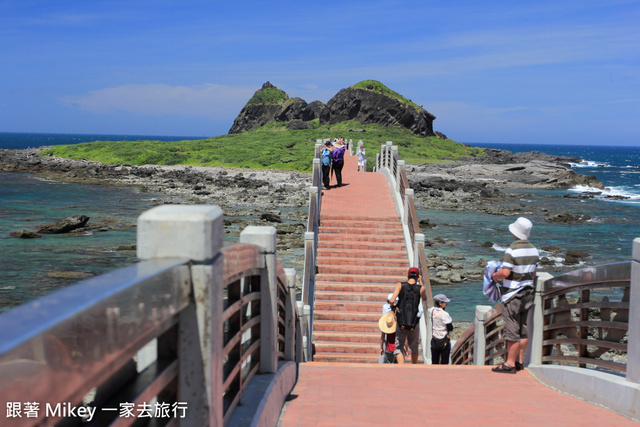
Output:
[358, 160, 365, 167]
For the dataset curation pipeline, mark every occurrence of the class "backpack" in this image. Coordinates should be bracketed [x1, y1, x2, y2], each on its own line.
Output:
[396, 281, 421, 331]
[482, 260, 503, 303]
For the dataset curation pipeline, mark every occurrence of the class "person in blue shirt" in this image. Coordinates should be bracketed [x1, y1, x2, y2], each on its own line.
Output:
[357, 145, 366, 172]
[318, 141, 333, 189]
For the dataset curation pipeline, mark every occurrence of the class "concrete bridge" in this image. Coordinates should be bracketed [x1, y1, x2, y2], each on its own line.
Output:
[0, 141, 638, 426]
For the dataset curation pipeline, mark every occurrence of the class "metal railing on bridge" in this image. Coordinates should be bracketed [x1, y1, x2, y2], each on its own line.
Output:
[0, 205, 302, 427]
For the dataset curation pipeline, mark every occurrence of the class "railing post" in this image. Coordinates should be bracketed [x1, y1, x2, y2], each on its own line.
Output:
[396, 160, 405, 192]
[309, 186, 319, 226]
[302, 231, 315, 362]
[473, 306, 492, 365]
[413, 233, 424, 269]
[240, 226, 278, 374]
[628, 238, 640, 383]
[403, 189, 413, 226]
[284, 268, 297, 362]
[137, 204, 224, 426]
[385, 141, 393, 169]
[529, 272, 553, 366]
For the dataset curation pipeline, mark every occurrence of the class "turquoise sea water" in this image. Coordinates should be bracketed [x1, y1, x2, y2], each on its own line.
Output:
[1, 134, 639, 321]
[423, 142, 640, 321]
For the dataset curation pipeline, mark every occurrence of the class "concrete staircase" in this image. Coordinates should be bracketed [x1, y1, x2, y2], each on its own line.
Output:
[313, 214, 409, 363]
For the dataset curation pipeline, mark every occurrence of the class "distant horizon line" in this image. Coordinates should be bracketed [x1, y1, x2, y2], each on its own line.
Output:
[0, 131, 638, 148]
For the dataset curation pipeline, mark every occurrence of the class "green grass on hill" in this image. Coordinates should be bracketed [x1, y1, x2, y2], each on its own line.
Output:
[45, 122, 484, 173]
[246, 86, 289, 105]
[350, 80, 421, 109]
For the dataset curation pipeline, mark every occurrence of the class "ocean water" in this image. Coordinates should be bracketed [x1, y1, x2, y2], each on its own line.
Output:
[1, 134, 639, 321]
[422, 143, 640, 321]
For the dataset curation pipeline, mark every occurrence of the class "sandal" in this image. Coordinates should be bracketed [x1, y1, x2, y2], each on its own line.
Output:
[492, 364, 517, 374]
[515, 361, 524, 371]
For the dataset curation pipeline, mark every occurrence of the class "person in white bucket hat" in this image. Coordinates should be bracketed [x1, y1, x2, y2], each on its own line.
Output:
[491, 217, 540, 374]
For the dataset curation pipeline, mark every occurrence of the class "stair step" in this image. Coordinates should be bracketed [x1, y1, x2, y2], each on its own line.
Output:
[317, 241, 407, 252]
[318, 265, 408, 276]
[316, 256, 409, 267]
[312, 353, 382, 364]
[315, 290, 390, 303]
[315, 300, 384, 313]
[315, 282, 396, 293]
[314, 310, 381, 322]
[317, 248, 408, 260]
[320, 234, 405, 243]
[319, 226, 402, 236]
[316, 273, 405, 284]
[313, 330, 381, 343]
[320, 215, 399, 222]
[313, 320, 378, 333]
[314, 342, 379, 354]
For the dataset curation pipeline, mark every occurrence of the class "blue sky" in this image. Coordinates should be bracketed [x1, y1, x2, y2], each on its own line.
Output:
[1, 0, 639, 145]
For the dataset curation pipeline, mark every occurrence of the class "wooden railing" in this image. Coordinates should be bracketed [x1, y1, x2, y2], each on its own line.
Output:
[0, 205, 301, 427]
[541, 262, 630, 374]
[452, 261, 636, 376]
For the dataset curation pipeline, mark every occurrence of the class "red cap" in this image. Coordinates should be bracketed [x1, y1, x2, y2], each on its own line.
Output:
[408, 267, 420, 277]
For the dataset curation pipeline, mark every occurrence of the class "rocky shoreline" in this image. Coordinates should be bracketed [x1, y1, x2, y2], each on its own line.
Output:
[1, 145, 603, 288]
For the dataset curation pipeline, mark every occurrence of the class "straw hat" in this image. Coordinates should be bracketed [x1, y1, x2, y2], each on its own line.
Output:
[379, 310, 397, 333]
[508, 217, 532, 240]
[334, 140, 345, 148]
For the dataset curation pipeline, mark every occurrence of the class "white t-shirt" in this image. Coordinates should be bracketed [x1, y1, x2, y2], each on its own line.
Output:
[429, 307, 452, 339]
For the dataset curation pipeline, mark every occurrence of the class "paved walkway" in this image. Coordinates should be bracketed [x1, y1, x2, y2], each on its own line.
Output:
[320, 150, 397, 218]
[279, 364, 637, 426]
[313, 149, 409, 362]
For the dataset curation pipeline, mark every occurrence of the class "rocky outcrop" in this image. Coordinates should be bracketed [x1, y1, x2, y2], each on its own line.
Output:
[229, 80, 441, 137]
[37, 215, 90, 234]
[228, 82, 324, 134]
[320, 86, 436, 137]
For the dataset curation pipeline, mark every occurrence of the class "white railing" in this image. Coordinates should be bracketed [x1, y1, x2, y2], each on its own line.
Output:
[0, 205, 301, 426]
[374, 141, 434, 364]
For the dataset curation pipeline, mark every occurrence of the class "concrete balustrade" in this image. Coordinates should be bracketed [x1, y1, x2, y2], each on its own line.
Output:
[0, 204, 301, 427]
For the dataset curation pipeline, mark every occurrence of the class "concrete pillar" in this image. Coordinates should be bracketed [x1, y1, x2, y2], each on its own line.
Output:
[473, 306, 492, 365]
[385, 141, 393, 169]
[137, 205, 224, 426]
[240, 226, 278, 374]
[628, 238, 640, 383]
[529, 272, 553, 366]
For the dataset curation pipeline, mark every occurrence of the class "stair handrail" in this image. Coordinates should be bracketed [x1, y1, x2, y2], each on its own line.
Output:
[299, 141, 324, 362]
[374, 141, 434, 363]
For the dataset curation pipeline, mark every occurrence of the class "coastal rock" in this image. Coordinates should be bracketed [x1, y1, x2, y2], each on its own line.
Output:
[546, 213, 591, 224]
[10, 230, 43, 239]
[37, 215, 90, 234]
[228, 82, 324, 134]
[566, 249, 590, 259]
[320, 85, 436, 137]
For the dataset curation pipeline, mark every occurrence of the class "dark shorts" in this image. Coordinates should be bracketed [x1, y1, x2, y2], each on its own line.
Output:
[503, 287, 534, 341]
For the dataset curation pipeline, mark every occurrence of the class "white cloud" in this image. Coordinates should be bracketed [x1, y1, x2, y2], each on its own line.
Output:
[60, 83, 254, 119]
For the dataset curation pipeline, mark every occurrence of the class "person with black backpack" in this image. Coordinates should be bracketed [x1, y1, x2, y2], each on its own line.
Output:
[388, 267, 428, 364]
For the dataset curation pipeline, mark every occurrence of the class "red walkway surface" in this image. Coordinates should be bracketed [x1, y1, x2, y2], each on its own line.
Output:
[313, 150, 409, 362]
[320, 150, 397, 218]
[279, 364, 637, 426]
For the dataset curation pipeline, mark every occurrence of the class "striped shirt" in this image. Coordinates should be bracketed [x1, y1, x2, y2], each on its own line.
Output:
[500, 239, 539, 302]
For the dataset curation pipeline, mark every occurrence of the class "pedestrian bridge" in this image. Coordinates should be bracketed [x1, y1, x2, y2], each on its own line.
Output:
[0, 142, 639, 426]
